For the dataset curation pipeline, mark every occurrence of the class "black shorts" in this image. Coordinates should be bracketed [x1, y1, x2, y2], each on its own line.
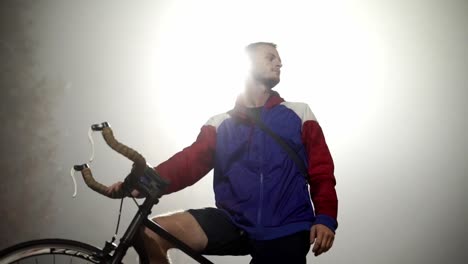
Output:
[187, 207, 311, 264]
[187, 207, 250, 255]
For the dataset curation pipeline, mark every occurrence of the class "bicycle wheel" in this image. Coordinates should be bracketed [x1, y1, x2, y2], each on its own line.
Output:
[0, 239, 105, 264]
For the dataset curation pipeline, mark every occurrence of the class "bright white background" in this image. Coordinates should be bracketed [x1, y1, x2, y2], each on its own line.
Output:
[1, 0, 467, 263]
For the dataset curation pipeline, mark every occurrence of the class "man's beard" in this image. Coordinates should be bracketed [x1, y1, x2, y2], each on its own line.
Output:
[261, 76, 280, 89]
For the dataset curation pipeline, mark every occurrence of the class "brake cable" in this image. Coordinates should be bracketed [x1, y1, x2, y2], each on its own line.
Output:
[110, 197, 125, 243]
[70, 127, 96, 197]
[70, 124, 128, 241]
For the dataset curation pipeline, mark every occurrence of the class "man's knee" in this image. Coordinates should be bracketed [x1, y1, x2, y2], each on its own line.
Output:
[140, 226, 171, 254]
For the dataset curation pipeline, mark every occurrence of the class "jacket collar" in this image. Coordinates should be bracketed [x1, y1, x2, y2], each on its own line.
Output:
[229, 90, 285, 121]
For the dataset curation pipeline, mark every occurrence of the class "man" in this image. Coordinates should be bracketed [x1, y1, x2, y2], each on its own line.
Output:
[109, 42, 338, 264]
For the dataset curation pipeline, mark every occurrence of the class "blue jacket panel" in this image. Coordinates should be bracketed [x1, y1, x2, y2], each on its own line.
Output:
[213, 103, 315, 240]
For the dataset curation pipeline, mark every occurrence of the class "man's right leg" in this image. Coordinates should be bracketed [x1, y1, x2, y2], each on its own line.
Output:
[137, 211, 209, 264]
[249, 231, 311, 264]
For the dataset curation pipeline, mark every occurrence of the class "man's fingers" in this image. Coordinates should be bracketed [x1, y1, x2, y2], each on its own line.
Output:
[325, 235, 334, 252]
[131, 189, 141, 197]
[312, 240, 321, 255]
[310, 225, 317, 244]
[310, 224, 335, 256]
[105, 181, 144, 198]
[316, 235, 333, 256]
[312, 229, 324, 255]
[106, 181, 123, 195]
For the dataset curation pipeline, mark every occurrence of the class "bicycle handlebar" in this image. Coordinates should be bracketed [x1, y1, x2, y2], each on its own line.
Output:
[74, 122, 147, 198]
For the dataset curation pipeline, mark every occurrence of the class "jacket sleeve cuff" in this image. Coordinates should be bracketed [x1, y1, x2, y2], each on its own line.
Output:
[313, 214, 338, 233]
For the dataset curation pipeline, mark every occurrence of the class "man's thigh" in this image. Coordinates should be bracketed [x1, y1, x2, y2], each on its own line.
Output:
[149, 210, 209, 252]
[187, 207, 250, 256]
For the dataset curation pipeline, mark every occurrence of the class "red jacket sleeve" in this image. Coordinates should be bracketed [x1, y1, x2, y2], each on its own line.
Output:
[154, 125, 217, 194]
[302, 120, 338, 221]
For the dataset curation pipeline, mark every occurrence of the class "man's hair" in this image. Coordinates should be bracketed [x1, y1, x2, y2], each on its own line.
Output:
[245, 42, 277, 57]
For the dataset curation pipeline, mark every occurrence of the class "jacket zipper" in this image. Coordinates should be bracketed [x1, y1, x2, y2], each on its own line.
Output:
[257, 172, 264, 225]
[256, 109, 265, 226]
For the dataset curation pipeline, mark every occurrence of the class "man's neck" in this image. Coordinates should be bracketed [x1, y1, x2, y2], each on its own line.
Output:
[243, 79, 272, 108]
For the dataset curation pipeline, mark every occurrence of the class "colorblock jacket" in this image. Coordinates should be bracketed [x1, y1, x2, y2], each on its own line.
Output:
[155, 91, 338, 240]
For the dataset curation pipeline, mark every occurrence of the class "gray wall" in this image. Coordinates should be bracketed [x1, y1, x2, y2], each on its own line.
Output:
[1, 1, 467, 263]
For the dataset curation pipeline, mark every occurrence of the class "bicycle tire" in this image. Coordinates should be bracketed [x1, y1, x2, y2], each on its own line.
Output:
[0, 238, 106, 264]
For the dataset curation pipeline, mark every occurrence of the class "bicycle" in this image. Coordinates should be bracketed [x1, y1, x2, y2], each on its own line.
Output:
[0, 122, 214, 264]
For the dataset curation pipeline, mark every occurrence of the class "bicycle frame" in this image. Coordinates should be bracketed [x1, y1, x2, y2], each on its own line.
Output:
[108, 196, 214, 264]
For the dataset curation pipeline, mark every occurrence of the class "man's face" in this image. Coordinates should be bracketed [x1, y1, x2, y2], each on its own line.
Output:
[249, 44, 283, 89]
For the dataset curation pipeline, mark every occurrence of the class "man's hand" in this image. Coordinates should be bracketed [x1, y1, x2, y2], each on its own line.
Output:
[106, 181, 142, 198]
[310, 224, 335, 256]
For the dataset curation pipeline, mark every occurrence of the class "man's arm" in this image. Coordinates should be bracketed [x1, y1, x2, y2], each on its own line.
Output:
[155, 125, 217, 194]
[302, 119, 338, 229]
[283, 101, 338, 228]
[301, 107, 338, 256]
[105, 124, 216, 197]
